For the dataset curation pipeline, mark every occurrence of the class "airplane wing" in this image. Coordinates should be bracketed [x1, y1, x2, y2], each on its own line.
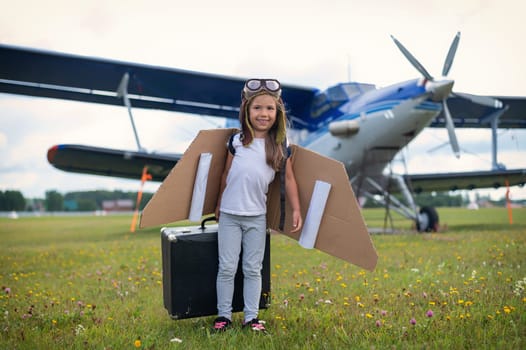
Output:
[2, 44, 525, 188]
[431, 95, 526, 129]
[0, 43, 317, 121]
[1, 43, 523, 128]
[404, 169, 526, 193]
[47, 145, 179, 181]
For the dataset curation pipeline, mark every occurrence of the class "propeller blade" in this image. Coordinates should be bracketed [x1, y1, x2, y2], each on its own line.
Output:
[390, 35, 434, 80]
[453, 92, 504, 108]
[442, 32, 461, 77]
[442, 100, 460, 158]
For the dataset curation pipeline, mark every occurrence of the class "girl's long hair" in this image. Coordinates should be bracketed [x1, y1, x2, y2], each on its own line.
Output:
[239, 92, 288, 171]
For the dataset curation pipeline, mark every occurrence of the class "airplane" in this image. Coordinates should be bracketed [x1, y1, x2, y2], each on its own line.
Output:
[1, 32, 525, 232]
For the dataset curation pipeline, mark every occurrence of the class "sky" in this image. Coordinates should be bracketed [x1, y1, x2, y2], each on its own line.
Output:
[1, 0, 525, 202]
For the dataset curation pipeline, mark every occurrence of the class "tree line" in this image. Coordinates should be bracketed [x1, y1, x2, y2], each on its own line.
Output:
[0, 190, 153, 212]
[1, 189, 522, 212]
[0, 191, 26, 211]
[362, 192, 466, 208]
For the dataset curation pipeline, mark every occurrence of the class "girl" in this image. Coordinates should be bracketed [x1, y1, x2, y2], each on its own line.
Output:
[213, 79, 303, 333]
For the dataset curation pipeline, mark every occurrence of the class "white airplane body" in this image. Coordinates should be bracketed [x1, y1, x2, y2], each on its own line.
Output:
[281, 80, 460, 228]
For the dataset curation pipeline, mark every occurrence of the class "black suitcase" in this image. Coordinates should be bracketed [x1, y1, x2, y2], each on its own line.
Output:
[161, 217, 271, 319]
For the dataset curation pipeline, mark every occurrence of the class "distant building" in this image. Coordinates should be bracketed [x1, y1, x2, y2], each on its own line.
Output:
[467, 202, 479, 210]
[64, 200, 78, 211]
[102, 199, 134, 212]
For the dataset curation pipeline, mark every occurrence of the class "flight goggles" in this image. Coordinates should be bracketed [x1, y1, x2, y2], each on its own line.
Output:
[242, 79, 282, 99]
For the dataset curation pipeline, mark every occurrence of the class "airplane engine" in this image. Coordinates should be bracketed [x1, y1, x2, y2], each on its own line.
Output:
[329, 120, 360, 137]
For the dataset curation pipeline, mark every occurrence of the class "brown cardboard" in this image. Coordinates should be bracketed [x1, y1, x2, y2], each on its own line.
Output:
[139, 128, 238, 228]
[267, 145, 378, 271]
[140, 128, 378, 271]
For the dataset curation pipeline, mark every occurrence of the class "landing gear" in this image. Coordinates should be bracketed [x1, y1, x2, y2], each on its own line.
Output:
[416, 206, 439, 232]
[353, 175, 440, 233]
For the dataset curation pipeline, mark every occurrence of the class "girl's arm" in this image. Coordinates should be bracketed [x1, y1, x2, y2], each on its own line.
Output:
[285, 158, 303, 233]
[215, 152, 233, 220]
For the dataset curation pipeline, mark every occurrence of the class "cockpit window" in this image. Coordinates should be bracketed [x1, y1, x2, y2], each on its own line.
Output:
[311, 83, 376, 119]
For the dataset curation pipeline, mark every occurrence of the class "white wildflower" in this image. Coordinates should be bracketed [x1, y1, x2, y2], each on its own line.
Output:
[75, 324, 85, 336]
[513, 277, 526, 297]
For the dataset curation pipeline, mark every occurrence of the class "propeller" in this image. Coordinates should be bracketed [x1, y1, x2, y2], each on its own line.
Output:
[452, 92, 503, 108]
[391, 32, 461, 157]
[442, 99, 460, 157]
[442, 32, 460, 77]
[390, 32, 503, 159]
[390, 35, 433, 80]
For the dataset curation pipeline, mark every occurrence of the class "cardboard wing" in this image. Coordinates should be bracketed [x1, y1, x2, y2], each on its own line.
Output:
[139, 128, 238, 228]
[267, 145, 378, 271]
[140, 128, 377, 271]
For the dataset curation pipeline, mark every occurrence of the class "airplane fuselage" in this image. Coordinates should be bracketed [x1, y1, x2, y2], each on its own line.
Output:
[292, 79, 441, 185]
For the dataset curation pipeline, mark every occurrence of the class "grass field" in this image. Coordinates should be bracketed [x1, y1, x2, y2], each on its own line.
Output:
[1, 208, 525, 349]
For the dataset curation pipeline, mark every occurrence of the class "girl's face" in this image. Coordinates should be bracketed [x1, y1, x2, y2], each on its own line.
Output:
[248, 94, 277, 137]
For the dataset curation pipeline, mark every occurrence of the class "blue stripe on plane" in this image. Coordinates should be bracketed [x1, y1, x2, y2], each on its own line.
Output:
[297, 99, 442, 147]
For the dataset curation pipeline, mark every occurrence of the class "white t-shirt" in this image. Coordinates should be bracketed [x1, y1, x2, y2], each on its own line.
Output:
[220, 134, 276, 216]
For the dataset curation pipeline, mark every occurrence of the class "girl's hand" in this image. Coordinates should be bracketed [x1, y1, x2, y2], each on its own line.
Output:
[290, 210, 302, 233]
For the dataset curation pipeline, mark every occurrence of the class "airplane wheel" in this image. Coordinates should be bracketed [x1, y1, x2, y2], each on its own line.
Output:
[416, 206, 439, 232]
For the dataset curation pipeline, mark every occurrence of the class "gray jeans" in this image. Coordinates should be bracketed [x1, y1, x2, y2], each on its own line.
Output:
[216, 212, 266, 322]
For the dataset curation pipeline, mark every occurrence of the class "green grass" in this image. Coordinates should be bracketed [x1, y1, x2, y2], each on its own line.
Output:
[1, 208, 525, 349]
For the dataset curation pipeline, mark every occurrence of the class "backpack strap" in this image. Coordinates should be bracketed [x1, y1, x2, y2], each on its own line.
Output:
[227, 133, 236, 155]
[278, 139, 290, 231]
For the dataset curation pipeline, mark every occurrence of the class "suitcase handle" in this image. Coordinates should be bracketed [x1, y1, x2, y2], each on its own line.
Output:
[200, 216, 217, 230]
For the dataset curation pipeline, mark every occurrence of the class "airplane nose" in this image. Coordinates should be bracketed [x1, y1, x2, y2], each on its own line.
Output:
[425, 80, 454, 101]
